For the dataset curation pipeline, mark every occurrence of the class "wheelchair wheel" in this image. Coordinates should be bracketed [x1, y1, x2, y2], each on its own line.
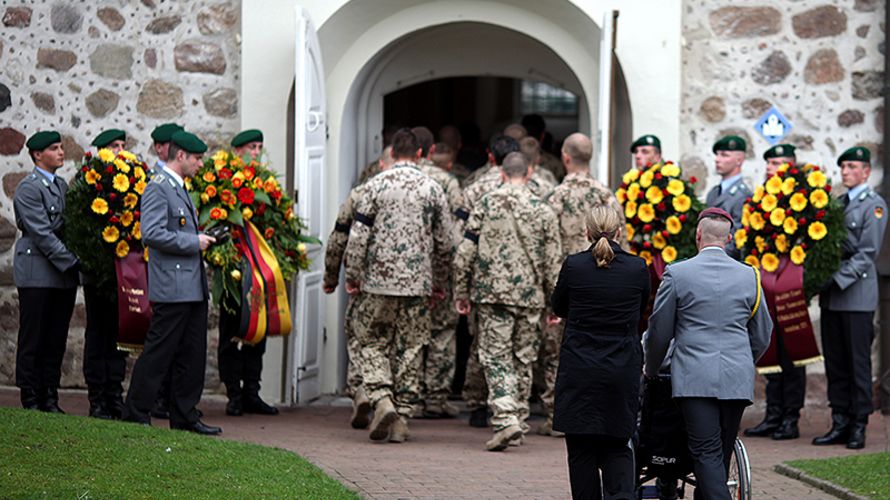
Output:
[726, 437, 751, 500]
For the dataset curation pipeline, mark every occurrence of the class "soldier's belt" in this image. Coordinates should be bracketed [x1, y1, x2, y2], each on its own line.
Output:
[464, 230, 479, 244]
[454, 208, 470, 221]
[334, 221, 351, 233]
[355, 212, 374, 226]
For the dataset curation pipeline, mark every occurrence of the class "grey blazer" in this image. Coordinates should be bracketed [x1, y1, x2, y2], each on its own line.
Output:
[644, 247, 773, 402]
[13, 168, 79, 288]
[141, 171, 208, 303]
[706, 177, 751, 259]
[821, 187, 888, 312]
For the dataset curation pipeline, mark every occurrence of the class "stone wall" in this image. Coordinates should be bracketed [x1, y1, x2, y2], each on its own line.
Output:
[679, 0, 884, 192]
[0, 0, 242, 388]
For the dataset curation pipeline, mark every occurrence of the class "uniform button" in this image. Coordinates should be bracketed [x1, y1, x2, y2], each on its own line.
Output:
[175, 264, 180, 269]
[26, 249, 31, 254]
[863, 273, 867, 278]
[851, 222, 857, 227]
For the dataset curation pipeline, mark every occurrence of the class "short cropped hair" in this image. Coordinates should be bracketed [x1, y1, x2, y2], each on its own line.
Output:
[489, 135, 520, 166]
[391, 128, 420, 159]
[501, 152, 528, 178]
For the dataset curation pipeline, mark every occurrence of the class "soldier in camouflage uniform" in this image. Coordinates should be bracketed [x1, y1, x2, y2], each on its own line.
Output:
[454, 152, 563, 451]
[345, 129, 452, 443]
[324, 146, 393, 429]
[537, 133, 626, 436]
[519, 136, 559, 187]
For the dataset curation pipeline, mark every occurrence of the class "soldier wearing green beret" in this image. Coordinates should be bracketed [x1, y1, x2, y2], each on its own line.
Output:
[814, 146, 887, 450]
[150, 123, 184, 175]
[123, 131, 222, 435]
[13, 131, 80, 412]
[630, 134, 662, 169]
[706, 135, 751, 259]
[763, 143, 796, 178]
[217, 129, 279, 417]
[91, 129, 126, 155]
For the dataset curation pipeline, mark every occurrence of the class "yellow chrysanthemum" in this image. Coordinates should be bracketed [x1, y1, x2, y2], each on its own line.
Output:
[119, 150, 137, 162]
[755, 236, 767, 253]
[102, 226, 119, 243]
[184, 177, 192, 191]
[745, 255, 760, 268]
[114, 159, 130, 174]
[807, 170, 827, 188]
[810, 189, 829, 209]
[134, 166, 146, 180]
[666, 179, 685, 196]
[120, 211, 134, 227]
[627, 183, 641, 202]
[666, 216, 682, 235]
[783, 217, 798, 235]
[662, 246, 678, 263]
[112, 173, 130, 192]
[775, 234, 789, 253]
[770, 208, 786, 226]
[672, 195, 691, 213]
[777, 163, 790, 174]
[639, 250, 653, 266]
[765, 176, 783, 195]
[781, 177, 796, 196]
[761, 194, 778, 212]
[652, 232, 667, 249]
[734, 229, 747, 249]
[752, 185, 765, 203]
[761, 253, 779, 272]
[115, 240, 129, 258]
[790, 245, 806, 265]
[789, 193, 808, 212]
[616, 188, 627, 204]
[741, 207, 750, 228]
[97, 149, 115, 163]
[622, 169, 640, 184]
[133, 221, 141, 240]
[85, 169, 101, 185]
[242, 206, 254, 220]
[638, 203, 656, 223]
[645, 186, 664, 204]
[625, 200, 638, 219]
[661, 163, 680, 177]
[749, 212, 765, 231]
[91, 198, 109, 215]
[808, 221, 828, 240]
[626, 223, 635, 241]
[639, 170, 654, 188]
[134, 180, 147, 195]
[123, 193, 138, 209]
[200, 193, 210, 204]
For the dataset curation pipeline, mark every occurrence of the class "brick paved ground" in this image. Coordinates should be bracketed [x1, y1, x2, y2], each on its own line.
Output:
[1, 387, 886, 499]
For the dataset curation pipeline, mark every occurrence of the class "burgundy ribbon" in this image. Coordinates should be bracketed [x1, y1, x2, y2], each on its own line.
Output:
[115, 250, 152, 352]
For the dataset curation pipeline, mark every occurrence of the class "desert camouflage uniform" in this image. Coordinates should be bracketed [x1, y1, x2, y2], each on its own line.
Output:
[345, 162, 452, 417]
[323, 184, 368, 397]
[540, 150, 566, 182]
[534, 165, 559, 187]
[357, 158, 381, 186]
[453, 184, 562, 430]
[462, 162, 492, 188]
[537, 171, 627, 423]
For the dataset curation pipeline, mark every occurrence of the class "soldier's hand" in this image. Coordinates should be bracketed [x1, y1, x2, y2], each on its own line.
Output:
[198, 234, 217, 251]
[545, 313, 562, 326]
[345, 279, 361, 295]
[323, 283, 337, 294]
[454, 299, 471, 315]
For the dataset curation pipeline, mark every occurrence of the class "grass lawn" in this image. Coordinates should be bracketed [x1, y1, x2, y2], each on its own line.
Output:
[787, 452, 890, 500]
[0, 407, 358, 499]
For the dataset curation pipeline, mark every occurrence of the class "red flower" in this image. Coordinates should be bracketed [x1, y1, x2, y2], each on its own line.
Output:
[620, 182, 627, 189]
[81, 166, 88, 172]
[85, 152, 92, 158]
[218, 168, 233, 180]
[134, 211, 140, 219]
[751, 249, 758, 256]
[770, 233, 777, 240]
[96, 183, 103, 191]
[785, 208, 792, 216]
[106, 166, 114, 174]
[812, 166, 820, 171]
[661, 230, 669, 238]
[825, 185, 832, 193]
[109, 193, 117, 201]
[689, 176, 698, 184]
[654, 173, 663, 180]
[237, 187, 255, 205]
[657, 202, 666, 211]
[264, 227, 275, 239]
[801, 242, 808, 250]
[109, 216, 119, 224]
[256, 203, 267, 216]
[643, 224, 652, 232]
[745, 197, 752, 203]
[816, 210, 825, 220]
[270, 190, 282, 201]
[643, 241, 652, 249]
[129, 176, 135, 184]
[798, 218, 806, 225]
[679, 215, 687, 223]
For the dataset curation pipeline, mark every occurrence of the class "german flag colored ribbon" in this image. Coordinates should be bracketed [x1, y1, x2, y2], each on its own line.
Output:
[233, 221, 292, 345]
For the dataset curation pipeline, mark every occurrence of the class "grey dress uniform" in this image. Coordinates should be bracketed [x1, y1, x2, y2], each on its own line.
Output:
[819, 185, 888, 422]
[13, 168, 79, 409]
[705, 177, 751, 259]
[645, 246, 772, 500]
[123, 168, 210, 428]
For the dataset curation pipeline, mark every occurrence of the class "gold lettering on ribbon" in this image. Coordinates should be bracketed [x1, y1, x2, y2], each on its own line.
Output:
[120, 286, 145, 296]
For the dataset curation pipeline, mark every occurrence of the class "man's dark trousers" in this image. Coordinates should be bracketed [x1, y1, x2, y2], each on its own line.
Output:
[677, 397, 747, 500]
[16, 287, 76, 396]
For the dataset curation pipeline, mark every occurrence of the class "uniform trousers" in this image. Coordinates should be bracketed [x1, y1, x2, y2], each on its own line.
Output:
[564, 434, 635, 500]
[461, 311, 489, 409]
[538, 307, 563, 420]
[764, 328, 805, 419]
[423, 286, 458, 405]
[352, 293, 430, 417]
[124, 301, 208, 426]
[677, 398, 747, 500]
[82, 286, 127, 398]
[16, 287, 76, 394]
[218, 303, 265, 392]
[476, 304, 541, 430]
[344, 294, 364, 397]
[820, 309, 875, 418]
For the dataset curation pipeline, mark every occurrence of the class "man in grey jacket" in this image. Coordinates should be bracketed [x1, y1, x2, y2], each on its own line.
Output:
[14, 131, 80, 412]
[123, 131, 220, 435]
[645, 207, 772, 500]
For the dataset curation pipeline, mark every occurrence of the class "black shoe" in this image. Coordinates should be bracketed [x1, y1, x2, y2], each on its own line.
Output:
[105, 391, 125, 420]
[171, 419, 223, 435]
[87, 389, 113, 420]
[242, 395, 279, 415]
[41, 388, 64, 414]
[151, 399, 171, 420]
[224, 383, 243, 416]
[469, 407, 489, 428]
[20, 388, 41, 410]
[743, 407, 782, 437]
[772, 419, 800, 440]
[813, 414, 850, 445]
[846, 421, 866, 449]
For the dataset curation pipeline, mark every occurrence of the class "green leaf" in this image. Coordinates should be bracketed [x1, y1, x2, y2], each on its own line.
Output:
[211, 271, 223, 305]
[189, 191, 201, 207]
[254, 191, 271, 205]
[227, 208, 244, 226]
[199, 205, 212, 226]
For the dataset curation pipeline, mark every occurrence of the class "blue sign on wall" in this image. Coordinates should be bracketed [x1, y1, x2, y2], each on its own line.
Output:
[754, 107, 793, 146]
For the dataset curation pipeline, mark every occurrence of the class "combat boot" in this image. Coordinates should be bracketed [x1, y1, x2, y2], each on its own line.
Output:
[743, 405, 782, 437]
[88, 388, 113, 420]
[486, 423, 523, 452]
[389, 416, 410, 443]
[508, 434, 525, 447]
[242, 381, 279, 415]
[225, 382, 243, 416]
[350, 387, 372, 429]
[105, 385, 125, 420]
[846, 416, 867, 450]
[41, 388, 64, 414]
[423, 400, 460, 419]
[812, 413, 850, 445]
[369, 397, 399, 441]
[20, 388, 40, 410]
[772, 417, 800, 440]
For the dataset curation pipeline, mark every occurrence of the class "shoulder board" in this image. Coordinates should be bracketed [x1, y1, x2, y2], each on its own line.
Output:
[861, 190, 874, 201]
[151, 173, 168, 184]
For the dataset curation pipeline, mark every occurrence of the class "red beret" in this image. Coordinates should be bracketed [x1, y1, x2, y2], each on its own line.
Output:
[698, 207, 733, 224]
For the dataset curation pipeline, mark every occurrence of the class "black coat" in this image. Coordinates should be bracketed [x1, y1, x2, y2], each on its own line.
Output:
[551, 242, 650, 439]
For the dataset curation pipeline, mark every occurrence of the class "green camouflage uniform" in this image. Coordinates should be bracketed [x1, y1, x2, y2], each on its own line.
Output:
[454, 184, 562, 430]
[345, 162, 452, 417]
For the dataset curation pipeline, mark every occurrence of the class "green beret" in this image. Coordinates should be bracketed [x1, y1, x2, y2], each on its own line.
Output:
[712, 135, 746, 153]
[231, 129, 264, 148]
[170, 131, 208, 154]
[91, 129, 126, 148]
[630, 134, 661, 153]
[26, 131, 62, 151]
[837, 146, 871, 165]
[763, 143, 796, 161]
[151, 123, 184, 143]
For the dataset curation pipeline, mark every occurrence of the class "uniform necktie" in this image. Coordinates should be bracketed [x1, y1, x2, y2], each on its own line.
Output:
[716, 185, 723, 196]
[843, 194, 850, 207]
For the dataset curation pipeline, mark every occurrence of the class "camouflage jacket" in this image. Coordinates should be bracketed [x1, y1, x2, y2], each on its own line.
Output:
[323, 183, 365, 289]
[462, 166, 554, 214]
[419, 159, 467, 248]
[345, 162, 452, 296]
[546, 171, 627, 256]
[454, 184, 562, 308]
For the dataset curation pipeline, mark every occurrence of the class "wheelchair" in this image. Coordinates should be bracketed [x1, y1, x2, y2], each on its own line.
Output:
[634, 375, 752, 500]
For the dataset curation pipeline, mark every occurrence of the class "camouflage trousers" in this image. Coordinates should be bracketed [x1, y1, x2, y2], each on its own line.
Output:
[461, 310, 488, 409]
[352, 293, 431, 418]
[422, 287, 458, 406]
[477, 304, 542, 430]
[344, 295, 364, 398]
[537, 308, 563, 419]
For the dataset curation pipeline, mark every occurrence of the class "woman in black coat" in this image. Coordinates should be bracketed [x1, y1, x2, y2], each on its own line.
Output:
[551, 205, 651, 500]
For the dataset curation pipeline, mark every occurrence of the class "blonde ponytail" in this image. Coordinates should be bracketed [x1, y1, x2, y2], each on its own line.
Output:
[587, 205, 621, 268]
